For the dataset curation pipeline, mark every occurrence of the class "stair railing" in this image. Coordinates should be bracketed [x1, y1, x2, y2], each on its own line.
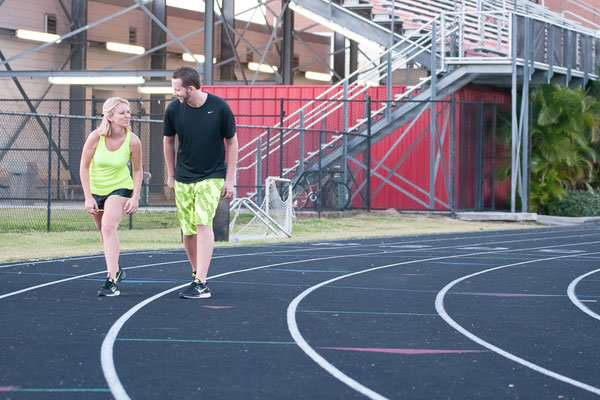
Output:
[237, 15, 446, 177]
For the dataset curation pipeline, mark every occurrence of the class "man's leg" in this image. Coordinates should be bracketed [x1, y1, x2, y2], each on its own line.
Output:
[194, 225, 214, 283]
[182, 234, 197, 274]
[174, 181, 198, 276]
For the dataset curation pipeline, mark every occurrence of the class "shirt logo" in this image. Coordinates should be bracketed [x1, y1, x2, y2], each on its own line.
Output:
[207, 111, 214, 114]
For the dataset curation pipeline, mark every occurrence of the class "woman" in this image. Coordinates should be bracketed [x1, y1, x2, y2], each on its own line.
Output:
[80, 97, 143, 297]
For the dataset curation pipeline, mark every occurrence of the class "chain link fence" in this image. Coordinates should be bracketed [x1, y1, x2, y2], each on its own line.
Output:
[0, 96, 511, 231]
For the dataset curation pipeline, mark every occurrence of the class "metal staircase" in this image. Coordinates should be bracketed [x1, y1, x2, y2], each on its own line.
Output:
[237, 0, 600, 211]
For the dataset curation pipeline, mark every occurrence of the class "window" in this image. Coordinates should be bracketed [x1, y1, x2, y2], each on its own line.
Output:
[129, 27, 137, 44]
[45, 14, 57, 34]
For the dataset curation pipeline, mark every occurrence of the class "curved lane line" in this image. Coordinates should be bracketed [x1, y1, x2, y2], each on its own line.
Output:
[567, 268, 600, 322]
[101, 252, 402, 400]
[435, 255, 600, 396]
[288, 243, 600, 399]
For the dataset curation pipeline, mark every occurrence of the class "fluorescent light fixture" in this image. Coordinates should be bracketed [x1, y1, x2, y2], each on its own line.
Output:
[106, 41, 145, 55]
[48, 76, 145, 85]
[288, 2, 381, 49]
[305, 71, 332, 82]
[182, 53, 216, 63]
[183, 53, 205, 63]
[138, 85, 173, 94]
[248, 62, 278, 73]
[16, 29, 61, 43]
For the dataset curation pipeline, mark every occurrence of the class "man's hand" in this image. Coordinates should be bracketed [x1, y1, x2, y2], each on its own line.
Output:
[167, 176, 175, 191]
[222, 180, 234, 200]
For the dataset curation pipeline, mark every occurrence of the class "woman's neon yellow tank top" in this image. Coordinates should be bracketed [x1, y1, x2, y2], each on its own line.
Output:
[89, 130, 134, 195]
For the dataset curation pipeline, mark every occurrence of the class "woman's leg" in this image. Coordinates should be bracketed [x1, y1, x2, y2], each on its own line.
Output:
[100, 196, 128, 280]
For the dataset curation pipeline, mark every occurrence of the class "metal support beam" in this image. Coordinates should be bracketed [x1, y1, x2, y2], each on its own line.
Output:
[150, 0, 167, 192]
[333, 32, 345, 83]
[520, 18, 531, 213]
[281, 0, 294, 84]
[511, 14, 518, 213]
[429, 23, 438, 210]
[204, 0, 215, 84]
[219, 0, 236, 81]
[68, 0, 87, 185]
[349, 40, 358, 84]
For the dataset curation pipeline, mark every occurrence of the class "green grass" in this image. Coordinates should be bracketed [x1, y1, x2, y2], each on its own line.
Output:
[0, 208, 180, 231]
[0, 209, 542, 263]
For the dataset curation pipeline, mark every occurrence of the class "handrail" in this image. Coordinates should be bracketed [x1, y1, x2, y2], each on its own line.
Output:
[238, 17, 445, 174]
[238, 5, 600, 181]
[237, 15, 441, 160]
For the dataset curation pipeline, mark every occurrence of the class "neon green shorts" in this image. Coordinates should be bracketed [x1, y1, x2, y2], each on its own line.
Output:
[174, 179, 224, 235]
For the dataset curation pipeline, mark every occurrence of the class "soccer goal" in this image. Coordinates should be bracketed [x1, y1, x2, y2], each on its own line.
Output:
[229, 177, 294, 241]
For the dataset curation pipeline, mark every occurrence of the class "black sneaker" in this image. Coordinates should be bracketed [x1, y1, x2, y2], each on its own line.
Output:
[115, 267, 126, 283]
[179, 279, 211, 299]
[192, 271, 196, 280]
[98, 278, 120, 297]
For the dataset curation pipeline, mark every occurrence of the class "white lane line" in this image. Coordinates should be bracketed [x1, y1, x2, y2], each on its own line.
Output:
[435, 255, 600, 396]
[4, 232, 598, 398]
[288, 242, 600, 399]
[101, 252, 385, 400]
[0, 225, 593, 269]
[0, 260, 188, 300]
[567, 268, 600, 322]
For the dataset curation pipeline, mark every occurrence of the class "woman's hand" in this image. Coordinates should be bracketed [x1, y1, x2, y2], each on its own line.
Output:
[124, 197, 139, 214]
[84, 197, 99, 215]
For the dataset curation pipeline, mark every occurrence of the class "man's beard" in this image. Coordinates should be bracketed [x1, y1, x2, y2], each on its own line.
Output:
[178, 89, 190, 104]
[179, 93, 189, 103]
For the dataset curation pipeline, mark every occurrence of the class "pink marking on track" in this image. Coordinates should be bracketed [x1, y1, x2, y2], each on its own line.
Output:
[0, 387, 19, 392]
[202, 306, 233, 309]
[318, 347, 489, 354]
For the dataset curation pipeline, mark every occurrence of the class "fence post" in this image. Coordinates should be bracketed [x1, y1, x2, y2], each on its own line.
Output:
[298, 109, 305, 177]
[46, 117, 53, 232]
[256, 136, 263, 205]
[266, 127, 271, 178]
[449, 94, 456, 213]
[280, 98, 285, 177]
[366, 96, 372, 212]
[318, 112, 325, 218]
[57, 102, 62, 200]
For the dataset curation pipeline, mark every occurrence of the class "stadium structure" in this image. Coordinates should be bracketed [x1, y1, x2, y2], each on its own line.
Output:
[1, 0, 599, 219]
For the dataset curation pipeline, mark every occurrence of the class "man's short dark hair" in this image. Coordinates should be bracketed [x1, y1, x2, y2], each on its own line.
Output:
[173, 66, 201, 89]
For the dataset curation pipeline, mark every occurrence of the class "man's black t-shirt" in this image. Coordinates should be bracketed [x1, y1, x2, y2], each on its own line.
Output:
[163, 93, 236, 183]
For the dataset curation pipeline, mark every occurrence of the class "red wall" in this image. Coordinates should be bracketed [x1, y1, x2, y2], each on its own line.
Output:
[203, 84, 511, 210]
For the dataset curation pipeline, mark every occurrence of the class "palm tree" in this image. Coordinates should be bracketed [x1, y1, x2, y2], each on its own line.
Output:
[495, 83, 600, 213]
[528, 84, 600, 213]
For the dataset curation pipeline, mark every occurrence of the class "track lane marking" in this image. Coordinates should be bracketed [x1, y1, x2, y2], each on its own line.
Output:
[567, 268, 600, 322]
[288, 241, 600, 399]
[435, 254, 600, 396]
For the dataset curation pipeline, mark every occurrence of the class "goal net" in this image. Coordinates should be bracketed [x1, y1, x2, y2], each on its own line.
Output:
[229, 177, 294, 241]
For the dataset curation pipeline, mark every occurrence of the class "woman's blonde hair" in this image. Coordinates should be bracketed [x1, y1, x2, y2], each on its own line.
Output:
[97, 97, 130, 137]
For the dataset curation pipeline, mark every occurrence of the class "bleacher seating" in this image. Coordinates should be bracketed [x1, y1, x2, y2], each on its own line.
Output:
[340, 0, 595, 59]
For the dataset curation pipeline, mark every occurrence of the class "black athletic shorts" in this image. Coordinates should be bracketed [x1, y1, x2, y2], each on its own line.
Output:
[92, 188, 133, 211]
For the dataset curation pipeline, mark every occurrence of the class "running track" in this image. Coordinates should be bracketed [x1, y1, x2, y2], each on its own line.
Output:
[1, 225, 599, 399]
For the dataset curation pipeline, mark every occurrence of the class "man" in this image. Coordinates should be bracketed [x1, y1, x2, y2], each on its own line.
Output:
[163, 66, 238, 299]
